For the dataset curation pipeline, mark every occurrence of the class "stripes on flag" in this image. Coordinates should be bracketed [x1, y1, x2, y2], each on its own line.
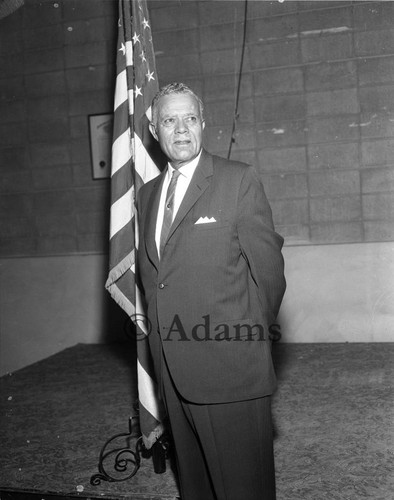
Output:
[105, 0, 165, 449]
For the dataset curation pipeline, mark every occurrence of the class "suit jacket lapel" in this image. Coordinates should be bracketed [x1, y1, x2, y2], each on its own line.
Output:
[167, 150, 213, 241]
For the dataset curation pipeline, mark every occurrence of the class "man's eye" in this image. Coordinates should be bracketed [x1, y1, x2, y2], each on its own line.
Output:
[163, 118, 175, 126]
[185, 116, 197, 123]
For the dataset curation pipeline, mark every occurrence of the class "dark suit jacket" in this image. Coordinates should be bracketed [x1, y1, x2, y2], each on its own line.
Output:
[137, 150, 286, 404]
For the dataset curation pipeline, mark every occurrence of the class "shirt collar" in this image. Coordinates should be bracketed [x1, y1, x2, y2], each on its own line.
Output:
[167, 150, 202, 180]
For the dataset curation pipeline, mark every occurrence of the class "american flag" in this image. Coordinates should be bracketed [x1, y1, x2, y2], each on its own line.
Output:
[105, 0, 165, 449]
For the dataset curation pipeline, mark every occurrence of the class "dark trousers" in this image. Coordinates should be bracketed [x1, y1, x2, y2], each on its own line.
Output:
[160, 352, 276, 500]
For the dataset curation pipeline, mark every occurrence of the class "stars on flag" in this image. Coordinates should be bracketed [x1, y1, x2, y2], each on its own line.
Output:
[142, 18, 150, 29]
[119, 43, 126, 55]
[135, 85, 143, 98]
[146, 70, 155, 82]
[132, 32, 140, 44]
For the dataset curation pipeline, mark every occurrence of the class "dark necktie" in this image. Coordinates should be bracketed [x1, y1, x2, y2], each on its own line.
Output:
[159, 169, 181, 257]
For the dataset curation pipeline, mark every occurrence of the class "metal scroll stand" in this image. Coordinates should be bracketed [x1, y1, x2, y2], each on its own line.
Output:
[90, 415, 170, 485]
[90, 318, 171, 485]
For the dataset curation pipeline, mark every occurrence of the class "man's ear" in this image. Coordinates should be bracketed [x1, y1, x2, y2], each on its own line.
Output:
[202, 120, 206, 130]
[149, 122, 158, 141]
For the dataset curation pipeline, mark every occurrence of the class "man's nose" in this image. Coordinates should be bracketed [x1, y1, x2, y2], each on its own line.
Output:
[175, 118, 188, 133]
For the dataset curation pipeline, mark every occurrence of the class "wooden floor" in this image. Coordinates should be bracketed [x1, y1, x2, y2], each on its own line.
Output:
[1, 342, 393, 499]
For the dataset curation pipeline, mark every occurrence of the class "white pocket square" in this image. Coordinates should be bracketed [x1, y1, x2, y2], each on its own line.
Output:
[195, 216, 217, 224]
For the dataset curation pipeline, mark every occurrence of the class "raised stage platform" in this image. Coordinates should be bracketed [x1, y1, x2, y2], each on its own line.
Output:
[1, 342, 393, 499]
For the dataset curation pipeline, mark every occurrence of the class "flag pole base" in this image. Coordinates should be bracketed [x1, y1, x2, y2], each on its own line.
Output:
[90, 417, 170, 485]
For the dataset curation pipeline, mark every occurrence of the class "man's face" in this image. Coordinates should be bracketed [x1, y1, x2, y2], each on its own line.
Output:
[149, 93, 205, 169]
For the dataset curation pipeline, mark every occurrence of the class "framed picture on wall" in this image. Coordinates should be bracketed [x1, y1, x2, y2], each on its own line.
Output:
[89, 113, 114, 179]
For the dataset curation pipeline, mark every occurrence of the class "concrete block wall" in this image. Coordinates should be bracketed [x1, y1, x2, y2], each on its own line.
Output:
[150, 0, 394, 246]
[0, 0, 117, 257]
[1, 0, 393, 256]
[0, 1, 393, 374]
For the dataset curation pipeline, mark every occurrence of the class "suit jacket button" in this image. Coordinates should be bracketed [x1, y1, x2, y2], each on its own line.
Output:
[158, 283, 165, 289]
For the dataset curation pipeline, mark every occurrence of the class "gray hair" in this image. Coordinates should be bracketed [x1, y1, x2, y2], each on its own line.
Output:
[151, 82, 204, 125]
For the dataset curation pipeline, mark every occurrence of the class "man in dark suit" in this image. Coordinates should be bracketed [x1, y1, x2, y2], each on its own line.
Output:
[137, 82, 286, 500]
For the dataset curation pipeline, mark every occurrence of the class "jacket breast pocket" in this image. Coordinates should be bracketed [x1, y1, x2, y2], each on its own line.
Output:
[193, 221, 229, 231]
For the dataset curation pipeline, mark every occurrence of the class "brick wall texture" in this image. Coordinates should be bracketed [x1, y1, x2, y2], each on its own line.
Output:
[0, 0, 393, 256]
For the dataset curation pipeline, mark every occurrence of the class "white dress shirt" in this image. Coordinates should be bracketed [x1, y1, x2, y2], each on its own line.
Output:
[155, 151, 202, 257]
